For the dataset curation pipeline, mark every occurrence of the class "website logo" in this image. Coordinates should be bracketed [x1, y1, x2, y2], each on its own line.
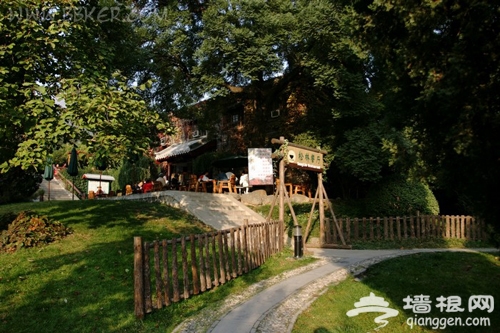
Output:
[346, 293, 399, 331]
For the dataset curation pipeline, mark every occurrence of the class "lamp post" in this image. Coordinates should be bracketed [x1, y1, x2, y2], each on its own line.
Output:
[293, 225, 303, 258]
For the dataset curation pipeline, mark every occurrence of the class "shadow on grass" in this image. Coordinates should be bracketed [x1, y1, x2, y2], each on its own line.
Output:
[295, 251, 500, 333]
[0, 200, 215, 333]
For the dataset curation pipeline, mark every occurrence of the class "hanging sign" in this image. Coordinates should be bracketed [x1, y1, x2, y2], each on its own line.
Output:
[271, 138, 327, 172]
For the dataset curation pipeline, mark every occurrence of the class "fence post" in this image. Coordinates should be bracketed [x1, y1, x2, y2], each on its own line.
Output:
[190, 234, 200, 295]
[134, 237, 145, 319]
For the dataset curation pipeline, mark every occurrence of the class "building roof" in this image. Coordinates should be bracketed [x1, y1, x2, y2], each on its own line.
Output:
[154, 135, 212, 161]
[82, 174, 115, 182]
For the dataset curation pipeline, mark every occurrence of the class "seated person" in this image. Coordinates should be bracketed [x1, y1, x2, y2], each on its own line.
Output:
[199, 172, 214, 192]
[142, 179, 154, 193]
[216, 172, 228, 181]
[225, 171, 237, 182]
[95, 186, 104, 197]
[156, 174, 167, 188]
[170, 174, 179, 190]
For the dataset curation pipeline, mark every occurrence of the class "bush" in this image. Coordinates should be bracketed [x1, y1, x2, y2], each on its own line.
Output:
[0, 166, 42, 204]
[0, 211, 73, 253]
[0, 212, 17, 232]
[364, 176, 440, 217]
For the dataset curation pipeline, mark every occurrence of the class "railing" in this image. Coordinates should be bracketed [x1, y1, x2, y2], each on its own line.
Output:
[134, 219, 282, 319]
[56, 170, 84, 199]
[324, 214, 488, 244]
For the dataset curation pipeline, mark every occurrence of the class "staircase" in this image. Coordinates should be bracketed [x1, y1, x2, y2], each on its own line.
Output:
[110, 191, 266, 230]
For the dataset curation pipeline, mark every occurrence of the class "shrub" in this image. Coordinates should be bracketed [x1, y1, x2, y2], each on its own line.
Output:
[0, 212, 17, 231]
[364, 176, 440, 217]
[0, 211, 73, 253]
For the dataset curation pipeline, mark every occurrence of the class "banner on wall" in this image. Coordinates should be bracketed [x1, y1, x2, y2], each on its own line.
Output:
[248, 148, 274, 185]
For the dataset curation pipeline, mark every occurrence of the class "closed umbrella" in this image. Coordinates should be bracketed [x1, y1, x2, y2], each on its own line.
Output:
[43, 158, 54, 201]
[67, 147, 79, 200]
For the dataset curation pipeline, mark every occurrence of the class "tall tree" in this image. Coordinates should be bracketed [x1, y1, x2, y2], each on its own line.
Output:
[358, 1, 500, 224]
[0, 0, 170, 176]
[140, 0, 395, 189]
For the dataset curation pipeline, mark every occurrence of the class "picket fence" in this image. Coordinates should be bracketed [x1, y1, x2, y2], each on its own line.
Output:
[133, 219, 282, 319]
[324, 214, 487, 244]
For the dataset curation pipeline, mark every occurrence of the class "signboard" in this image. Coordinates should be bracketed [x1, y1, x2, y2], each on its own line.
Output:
[287, 146, 324, 171]
[248, 148, 274, 185]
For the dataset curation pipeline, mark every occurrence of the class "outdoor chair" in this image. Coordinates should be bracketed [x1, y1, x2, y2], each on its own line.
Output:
[125, 185, 133, 195]
[153, 181, 163, 192]
[219, 174, 236, 193]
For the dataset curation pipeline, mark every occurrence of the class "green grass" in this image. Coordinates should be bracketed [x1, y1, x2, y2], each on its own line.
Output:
[0, 200, 314, 333]
[293, 251, 500, 333]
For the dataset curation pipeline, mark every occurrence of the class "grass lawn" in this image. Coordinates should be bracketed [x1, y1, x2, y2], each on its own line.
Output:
[0, 200, 314, 333]
[293, 251, 500, 333]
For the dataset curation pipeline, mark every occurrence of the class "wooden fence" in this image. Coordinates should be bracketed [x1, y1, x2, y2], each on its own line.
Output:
[325, 214, 488, 244]
[134, 219, 282, 319]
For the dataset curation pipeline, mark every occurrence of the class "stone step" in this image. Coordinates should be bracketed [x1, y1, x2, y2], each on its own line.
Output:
[109, 191, 266, 229]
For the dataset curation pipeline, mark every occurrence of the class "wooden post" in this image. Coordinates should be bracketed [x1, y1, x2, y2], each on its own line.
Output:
[190, 234, 200, 295]
[143, 242, 152, 313]
[237, 227, 243, 275]
[211, 233, 219, 287]
[303, 186, 320, 245]
[153, 241, 163, 309]
[217, 231, 225, 284]
[171, 238, 180, 302]
[181, 236, 189, 300]
[230, 228, 237, 278]
[279, 157, 285, 251]
[162, 239, 171, 306]
[223, 231, 231, 281]
[243, 220, 249, 273]
[204, 234, 212, 289]
[318, 173, 325, 245]
[134, 237, 145, 319]
[198, 235, 206, 293]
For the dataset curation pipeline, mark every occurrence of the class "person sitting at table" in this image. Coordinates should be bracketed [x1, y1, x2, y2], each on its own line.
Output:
[170, 173, 179, 190]
[199, 171, 214, 192]
[226, 170, 238, 182]
[156, 174, 167, 188]
[96, 186, 104, 197]
[142, 179, 154, 193]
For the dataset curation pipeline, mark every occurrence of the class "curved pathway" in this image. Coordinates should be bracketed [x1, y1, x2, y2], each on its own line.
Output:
[174, 248, 497, 333]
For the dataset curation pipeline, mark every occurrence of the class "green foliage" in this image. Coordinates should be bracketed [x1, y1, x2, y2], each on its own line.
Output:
[0, 210, 72, 253]
[116, 155, 154, 190]
[0, 0, 172, 173]
[364, 177, 440, 217]
[59, 166, 92, 196]
[359, 1, 500, 226]
[335, 124, 390, 182]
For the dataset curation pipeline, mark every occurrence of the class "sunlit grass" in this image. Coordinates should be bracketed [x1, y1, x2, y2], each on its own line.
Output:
[0, 200, 314, 332]
[293, 251, 500, 333]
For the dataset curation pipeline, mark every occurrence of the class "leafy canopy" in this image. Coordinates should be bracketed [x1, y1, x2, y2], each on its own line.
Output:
[0, 0, 171, 172]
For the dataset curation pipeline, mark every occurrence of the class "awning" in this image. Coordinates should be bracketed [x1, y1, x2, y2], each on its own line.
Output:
[82, 174, 115, 182]
[155, 135, 213, 161]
